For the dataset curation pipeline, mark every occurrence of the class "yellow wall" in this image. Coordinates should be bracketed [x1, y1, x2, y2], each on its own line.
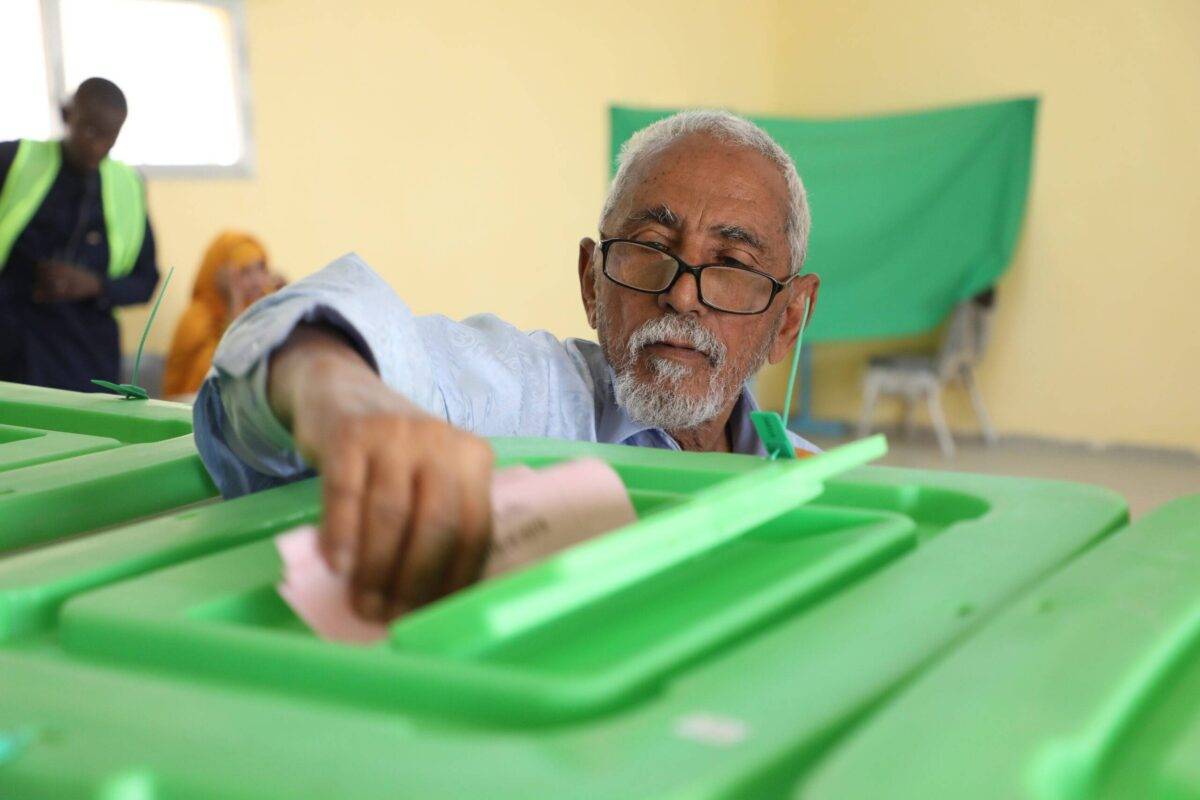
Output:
[768, 0, 1200, 451]
[130, 0, 783, 353]
[129, 0, 1199, 451]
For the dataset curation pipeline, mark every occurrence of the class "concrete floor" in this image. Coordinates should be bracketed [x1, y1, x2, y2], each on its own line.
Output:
[806, 427, 1200, 518]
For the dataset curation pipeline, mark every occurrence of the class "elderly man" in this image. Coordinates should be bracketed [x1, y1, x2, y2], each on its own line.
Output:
[196, 110, 820, 621]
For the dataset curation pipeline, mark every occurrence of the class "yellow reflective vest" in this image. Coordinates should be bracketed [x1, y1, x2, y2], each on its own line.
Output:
[0, 139, 146, 278]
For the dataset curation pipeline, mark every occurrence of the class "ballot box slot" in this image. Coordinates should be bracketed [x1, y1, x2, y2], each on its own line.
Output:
[56, 439, 929, 725]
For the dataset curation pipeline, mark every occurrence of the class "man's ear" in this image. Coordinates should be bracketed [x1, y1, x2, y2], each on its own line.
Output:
[578, 237, 599, 330]
[60, 103, 71, 126]
[767, 273, 820, 364]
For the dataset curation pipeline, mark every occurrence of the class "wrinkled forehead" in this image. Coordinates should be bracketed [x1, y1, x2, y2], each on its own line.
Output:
[611, 136, 791, 268]
[614, 136, 789, 233]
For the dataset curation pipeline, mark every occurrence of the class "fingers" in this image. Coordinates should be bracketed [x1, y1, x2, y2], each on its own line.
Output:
[437, 448, 494, 597]
[30, 263, 97, 302]
[386, 465, 461, 612]
[390, 440, 493, 609]
[32, 282, 66, 303]
[32, 265, 56, 303]
[310, 402, 495, 623]
[318, 438, 368, 576]
[353, 450, 415, 619]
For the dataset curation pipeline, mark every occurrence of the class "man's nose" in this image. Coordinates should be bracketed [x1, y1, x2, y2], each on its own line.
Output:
[658, 268, 706, 315]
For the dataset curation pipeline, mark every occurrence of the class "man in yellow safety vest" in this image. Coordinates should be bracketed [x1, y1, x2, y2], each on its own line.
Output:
[0, 77, 160, 392]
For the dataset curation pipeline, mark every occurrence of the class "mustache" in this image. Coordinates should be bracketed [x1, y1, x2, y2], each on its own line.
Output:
[626, 315, 727, 369]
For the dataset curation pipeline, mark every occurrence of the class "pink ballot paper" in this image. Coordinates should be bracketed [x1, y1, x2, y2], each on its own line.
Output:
[275, 457, 636, 644]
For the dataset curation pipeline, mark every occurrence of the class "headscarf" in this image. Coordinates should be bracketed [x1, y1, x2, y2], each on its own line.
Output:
[189, 231, 269, 310]
[163, 230, 270, 397]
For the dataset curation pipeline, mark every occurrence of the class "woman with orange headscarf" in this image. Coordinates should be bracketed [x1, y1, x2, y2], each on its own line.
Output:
[163, 231, 284, 398]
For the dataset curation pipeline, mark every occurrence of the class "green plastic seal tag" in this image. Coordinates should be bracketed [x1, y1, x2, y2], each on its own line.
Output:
[751, 411, 795, 460]
[754, 298, 809, 460]
[91, 265, 174, 400]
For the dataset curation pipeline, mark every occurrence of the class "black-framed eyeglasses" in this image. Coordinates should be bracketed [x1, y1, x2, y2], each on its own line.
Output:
[598, 238, 793, 315]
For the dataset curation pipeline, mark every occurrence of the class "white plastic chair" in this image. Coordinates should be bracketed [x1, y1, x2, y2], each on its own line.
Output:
[857, 295, 998, 458]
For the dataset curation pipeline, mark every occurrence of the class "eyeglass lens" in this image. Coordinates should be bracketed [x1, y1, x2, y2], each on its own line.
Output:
[604, 240, 775, 314]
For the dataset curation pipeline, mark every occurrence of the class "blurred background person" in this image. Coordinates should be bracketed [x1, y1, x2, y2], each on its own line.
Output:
[0, 77, 159, 392]
[162, 230, 284, 400]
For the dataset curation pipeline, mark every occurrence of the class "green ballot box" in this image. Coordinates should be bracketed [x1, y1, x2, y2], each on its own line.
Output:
[0, 434, 1130, 799]
[799, 492, 1200, 800]
[0, 382, 217, 553]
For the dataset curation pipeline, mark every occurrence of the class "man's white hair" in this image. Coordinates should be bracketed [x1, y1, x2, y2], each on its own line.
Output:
[600, 109, 811, 274]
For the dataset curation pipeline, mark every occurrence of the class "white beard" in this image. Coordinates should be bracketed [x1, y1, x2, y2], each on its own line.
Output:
[595, 273, 784, 432]
[597, 300, 731, 431]
[612, 353, 729, 431]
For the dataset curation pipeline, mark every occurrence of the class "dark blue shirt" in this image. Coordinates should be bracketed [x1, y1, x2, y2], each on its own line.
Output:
[0, 139, 159, 392]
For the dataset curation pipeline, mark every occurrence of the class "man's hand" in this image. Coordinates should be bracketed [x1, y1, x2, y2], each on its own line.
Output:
[33, 260, 103, 303]
[269, 324, 495, 622]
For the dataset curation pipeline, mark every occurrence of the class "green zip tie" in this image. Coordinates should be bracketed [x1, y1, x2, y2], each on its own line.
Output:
[751, 297, 810, 459]
[92, 265, 174, 400]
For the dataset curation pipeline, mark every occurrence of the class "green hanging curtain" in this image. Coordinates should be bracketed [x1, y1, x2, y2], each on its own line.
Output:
[609, 97, 1037, 342]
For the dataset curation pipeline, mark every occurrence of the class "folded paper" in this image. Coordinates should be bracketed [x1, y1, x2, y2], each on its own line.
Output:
[276, 457, 636, 643]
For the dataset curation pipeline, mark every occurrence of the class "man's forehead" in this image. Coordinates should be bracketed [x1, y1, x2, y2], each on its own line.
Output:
[618, 138, 788, 228]
[614, 177, 786, 261]
[75, 99, 126, 126]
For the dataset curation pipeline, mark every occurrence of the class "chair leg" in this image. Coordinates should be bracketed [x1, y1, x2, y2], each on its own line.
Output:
[962, 367, 998, 445]
[926, 387, 956, 458]
[858, 377, 881, 438]
[902, 395, 919, 440]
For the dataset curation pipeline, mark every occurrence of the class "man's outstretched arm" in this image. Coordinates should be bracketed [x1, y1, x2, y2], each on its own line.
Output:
[192, 252, 593, 621]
